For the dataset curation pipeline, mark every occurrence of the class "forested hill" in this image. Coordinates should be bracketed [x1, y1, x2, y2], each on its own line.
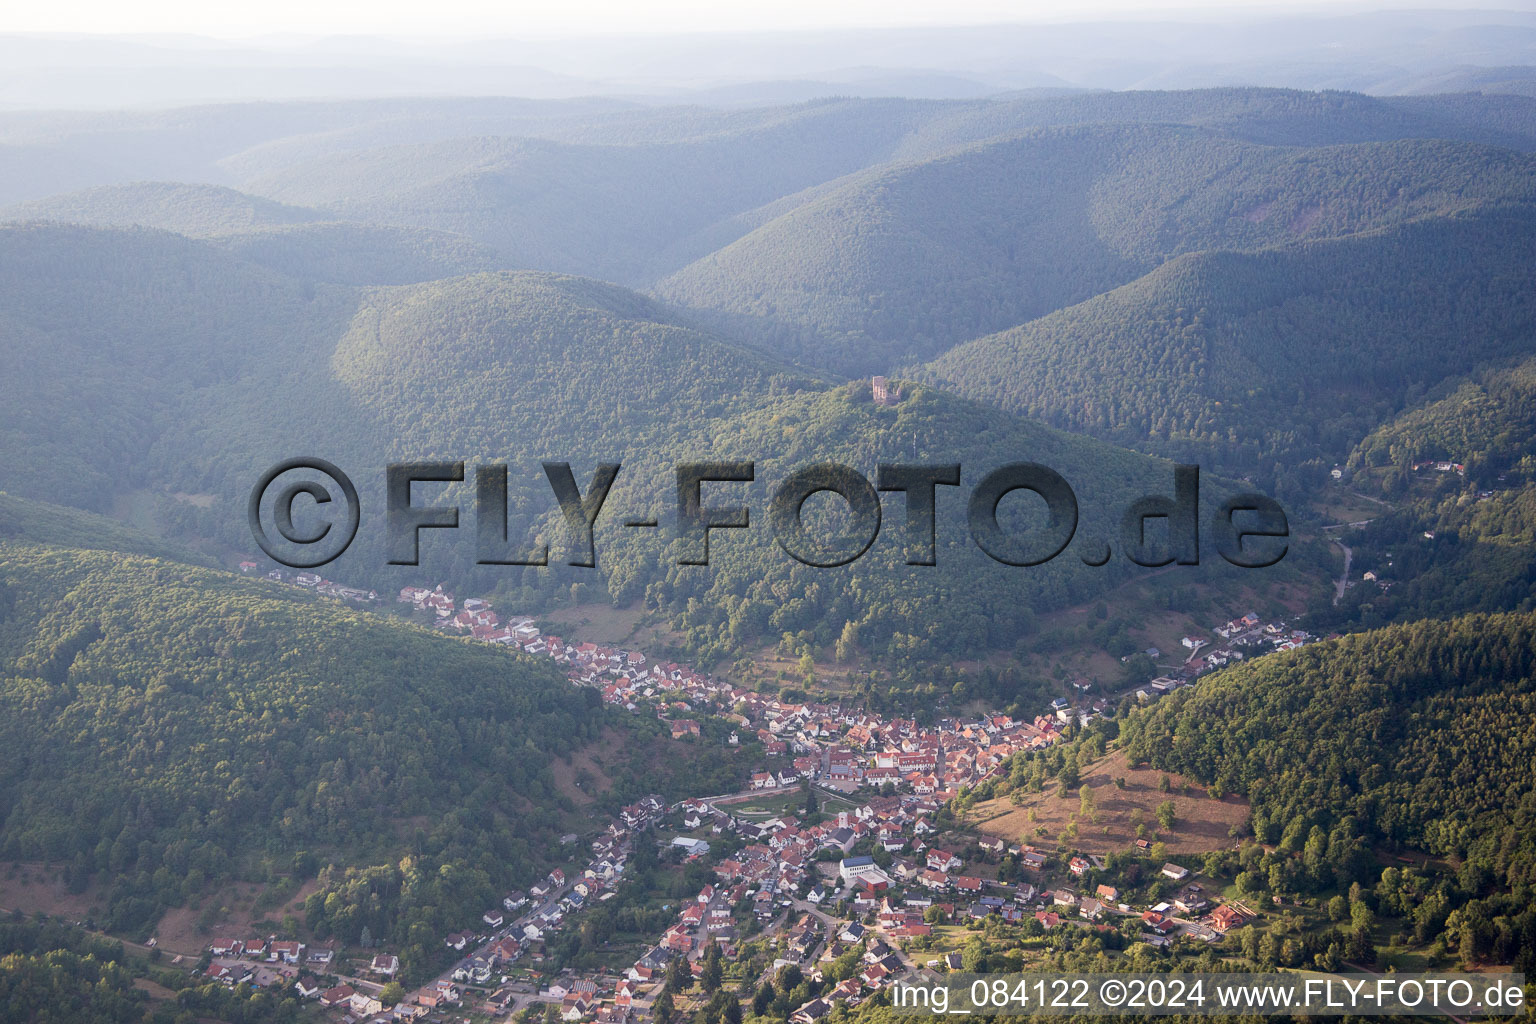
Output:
[3, 182, 511, 286]
[5, 87, 1534, 209]
[9, 89, 1532, 294]
[328, 269, 820, 457]
[1350, 355, 1536, 488]
[919, 204, 1536, 498]
[0, 538, 596, 945]
[7, 89, 1536, 670]
[655, 129, 1536, 373]
[215, 222, 507, 285]
[900, 88, 1536, 154]
[318, 270, 1257, 671]
[240, 116, 937, 286]
[0, 222, 360, 513]
[1121, 610, 1536, 892]
[0, 492, 214, 565]
[2, 182, 324, 237]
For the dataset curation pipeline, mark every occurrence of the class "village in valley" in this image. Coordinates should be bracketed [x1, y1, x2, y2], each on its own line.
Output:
[195, 565, 1328, 1023]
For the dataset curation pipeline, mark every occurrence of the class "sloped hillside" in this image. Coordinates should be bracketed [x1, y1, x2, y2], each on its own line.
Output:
[0, 541, 594, 946]
[921, 205, 1536, 493]
[1122, 610, 1536, 892]
[2, 181, 323, 236]
[658, 127, 1536, 373]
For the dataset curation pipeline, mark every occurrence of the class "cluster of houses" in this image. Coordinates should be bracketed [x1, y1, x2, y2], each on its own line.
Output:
[309, 980, 458, 1020]
[778, 852, 1250, 1024]
[388, 582, 1082, 809]
[199, 938, 424, 1016]
[397, 584, 516, 635]
[245, 568, 1324, 791]
[633, 881, 743, 981]
[1202, 617, 1317, 664]
[602, 791, 987, 1019]
[255, 567, 1330, 825]
[244, 564, 1320, 782]
[199, 747, 1259, 1024]
[753, 707, 1073, 800]
[200, 791, 656, 1020]
[199, 938, 336, 1002]
[424, 801, 678, 1024]
[206, 937, 312, 963]
[787, 931, 914, 1023]
[239, 562, 377, 603]
[1136, 614, 1321, 704]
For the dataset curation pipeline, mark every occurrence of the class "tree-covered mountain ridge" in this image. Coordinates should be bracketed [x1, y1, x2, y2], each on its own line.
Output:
[917, 201, 1536, 498]
[1122, 608, 1536, 890]
[321, 268, 1271, 668]
[1350, 354, 1536, 487]
[654, 126, 1536, 372]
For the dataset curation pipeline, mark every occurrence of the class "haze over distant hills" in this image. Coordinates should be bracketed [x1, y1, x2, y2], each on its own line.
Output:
[3, 9, 1536, 108]
[660, 128, 1536, 371]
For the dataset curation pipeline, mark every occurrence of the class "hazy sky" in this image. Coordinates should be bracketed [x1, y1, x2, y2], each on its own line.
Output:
[0, 0, 1509, 37]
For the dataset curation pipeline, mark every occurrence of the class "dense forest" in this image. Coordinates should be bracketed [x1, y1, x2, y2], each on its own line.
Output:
[1317, 488, 1536, 633]
[0, 493, 214, 565]
[4, 88, 1535, 677]
[0, 223, 359, 513]
[240, 112, 949, 286]
[1351, 355, 1536, 489]
[658, 130, 1536, 373]
[0, 492, 754, 979]
[1122, 609, 1536, 870]
[4, 183, 324, 237]
[322, 271, 1277, 664]
[9, 89, 1536, 288]
[0, 540, 602, 949]
[921, 205, 1536, 499]
[1123, 611, 1536, 949]
[0, 919, 150, 1024]
[216, 222, 505, 286]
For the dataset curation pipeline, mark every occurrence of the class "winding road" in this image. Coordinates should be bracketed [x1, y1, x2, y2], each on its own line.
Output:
[1332, 540, 1352, 605]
